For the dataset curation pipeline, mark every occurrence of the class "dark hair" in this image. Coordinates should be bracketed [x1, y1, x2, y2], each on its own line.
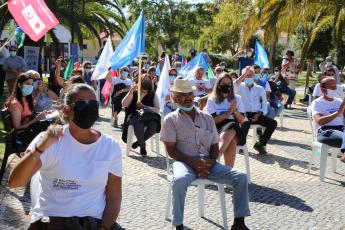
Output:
[70, 76, 85, 84]
[324, 67, 336, 74]
[230, 72, 238, 79]
[210, 73, 235, 104]
[286, 50, 294, 56]
[5, 73, 34, 111]
[253, 65, 261, 70]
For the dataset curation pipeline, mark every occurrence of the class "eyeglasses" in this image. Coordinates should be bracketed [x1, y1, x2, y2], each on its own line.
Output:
[72, 100, 99, 111]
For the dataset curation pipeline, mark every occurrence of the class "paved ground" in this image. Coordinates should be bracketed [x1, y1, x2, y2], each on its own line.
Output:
[1, 105, 345, 230]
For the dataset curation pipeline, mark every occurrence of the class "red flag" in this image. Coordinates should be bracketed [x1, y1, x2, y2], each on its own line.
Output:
[101, 79, 113, 106]
[8, 0, 59, 42]
[73, 61, 81, 71]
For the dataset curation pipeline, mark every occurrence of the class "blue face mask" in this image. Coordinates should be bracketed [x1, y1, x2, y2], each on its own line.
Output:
[9, 51, 17, 57]
[169, 75, 176, 82]
[122, 71, 128, 78]
[178, 105, 194, 112]
[33, 81, 39, 90]
[254, 74, 261, 80]
[245, 78, 254, 86]
[21, 84, 34, 96]
[84, 68, 92, 75]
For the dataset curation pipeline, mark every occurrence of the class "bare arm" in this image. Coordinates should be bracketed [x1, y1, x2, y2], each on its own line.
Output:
[9, 106, 44, 129]
[314, 112, 343, 126]
[231, 50, 245, 61]
[122, 85, 136, 108]
[101, 174, 122, 229]
[8, 126, 64, 188]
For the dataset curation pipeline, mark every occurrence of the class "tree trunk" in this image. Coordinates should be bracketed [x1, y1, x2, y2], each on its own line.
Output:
[304, 59, 313, 97]
[269, 33, 278, 72]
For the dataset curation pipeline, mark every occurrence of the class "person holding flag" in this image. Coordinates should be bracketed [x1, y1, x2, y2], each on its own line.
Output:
[231, 47, 254, 75]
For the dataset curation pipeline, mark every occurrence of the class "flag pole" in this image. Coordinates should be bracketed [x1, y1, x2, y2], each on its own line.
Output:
[137, 55, 143, 102]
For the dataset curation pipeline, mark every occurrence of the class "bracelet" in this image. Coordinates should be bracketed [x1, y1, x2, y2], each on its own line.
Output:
[35, 146, 44, 154]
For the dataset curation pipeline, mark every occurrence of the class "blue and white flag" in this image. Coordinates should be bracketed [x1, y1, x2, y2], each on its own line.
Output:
[178, 53, 209, 79]
[91, 36, 114, 80]
[110, 10, 145, 70]
[156, 55, 171, 113]
[254, 40, 270, 69]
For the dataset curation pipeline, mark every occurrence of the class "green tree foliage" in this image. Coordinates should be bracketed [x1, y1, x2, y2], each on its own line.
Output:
[198, 0, 252, 53]
[120, 0, 215, 55]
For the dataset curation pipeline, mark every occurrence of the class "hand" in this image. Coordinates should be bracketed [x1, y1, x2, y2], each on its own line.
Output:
[338, 100, 345, 115]
[36, 111, 48, 121]
[55, 59, 62, 68]
[37, 125, 64, 151]
[250, 113, 261, 122]
[229, 100, 237, 114]
[129, 84, 137, 93]
[115, 91, 121, 97]
[186, 157, 208, 175]
[136, 102, 145, 109]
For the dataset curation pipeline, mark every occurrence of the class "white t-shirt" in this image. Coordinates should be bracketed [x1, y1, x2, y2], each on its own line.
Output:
[191, 79, 211, 96]
[312, 83, 345, 99]
[112, 77, 132, 86]
[27, 126, 122, 222]
[203, 95, 245, 120]
[311, 96, 344, 128]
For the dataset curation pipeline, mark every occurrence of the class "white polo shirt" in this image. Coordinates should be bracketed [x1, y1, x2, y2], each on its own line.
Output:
[237, 83, 268, 114]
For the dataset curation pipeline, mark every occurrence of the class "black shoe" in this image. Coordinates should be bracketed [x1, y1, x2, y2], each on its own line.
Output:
[131, 141, 139, 149]
[176, 224, 184, 230]
[284, 104, 288, 109]
[231, 223, 250, 230]
[140, 147, 147, 156]
[253, 142, 268, 155]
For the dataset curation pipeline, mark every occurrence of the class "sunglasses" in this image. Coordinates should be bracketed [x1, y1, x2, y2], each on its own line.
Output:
[72, 100, 99, 111]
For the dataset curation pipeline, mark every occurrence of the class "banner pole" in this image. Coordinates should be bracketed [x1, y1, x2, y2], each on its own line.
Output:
[137, 55, 142, 102]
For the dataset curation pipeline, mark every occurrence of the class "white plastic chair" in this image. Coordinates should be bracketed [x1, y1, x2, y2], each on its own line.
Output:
[236, 145, 251, 184]
[250, 124, 265, 143]
[279, 112, 284, 128]
[164, 152, 228, 229]
[125, 124, 160, 157]
[306, 107, 339, 181]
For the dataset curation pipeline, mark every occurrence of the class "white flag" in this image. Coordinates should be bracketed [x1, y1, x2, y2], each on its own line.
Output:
[156, 55, 171, 113]
[91, 36, 114, 80]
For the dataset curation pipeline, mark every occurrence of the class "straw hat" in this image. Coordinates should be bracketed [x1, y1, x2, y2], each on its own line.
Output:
[171, 78, 196, 93]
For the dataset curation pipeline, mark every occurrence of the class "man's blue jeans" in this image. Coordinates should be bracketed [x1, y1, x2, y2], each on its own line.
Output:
[279, 86, 296, 105]
[171, 161, 251, 226]
[316, 126, 345, 152]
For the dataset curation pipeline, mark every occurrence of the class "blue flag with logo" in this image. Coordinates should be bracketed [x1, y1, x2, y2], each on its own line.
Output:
[254, 40, 270, 69]
[110, 10, 145, 70]
[178, 53, 209, 79]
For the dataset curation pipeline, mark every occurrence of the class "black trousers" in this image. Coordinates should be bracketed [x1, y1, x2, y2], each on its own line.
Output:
[242, 112, 277, 146]
[0, 64, 5, 97]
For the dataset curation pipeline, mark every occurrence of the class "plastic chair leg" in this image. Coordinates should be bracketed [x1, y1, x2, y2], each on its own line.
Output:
[198, 184, 205, 217]
[331, 149, 338, 173]
[165, 183, 172, 220]
[150, 136, 154, 152]
[217, 184, 228, 230]
[280, 113, 284, 128]
[155, 134, 160, 157]
[319, 144, 329, 181]
[126, 126, 134, 157]
[252, 127, 257, 143]
[242, 146, 251, 184]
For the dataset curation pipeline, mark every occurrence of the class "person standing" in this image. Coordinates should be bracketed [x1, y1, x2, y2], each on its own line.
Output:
[0, 41, 9, 98]
[231, 47, 254, 75]
[2, 46, 27, 93]
[281, 50, 301, 90]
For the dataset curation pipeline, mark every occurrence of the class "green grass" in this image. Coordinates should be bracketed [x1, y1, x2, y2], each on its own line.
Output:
[296, 71, 319, 87]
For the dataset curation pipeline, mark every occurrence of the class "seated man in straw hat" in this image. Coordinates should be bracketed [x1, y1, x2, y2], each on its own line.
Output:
[160, 78, 250, 230]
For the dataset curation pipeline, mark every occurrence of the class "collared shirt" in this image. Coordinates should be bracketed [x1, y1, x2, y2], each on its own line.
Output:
[237, 83, 267, 114]
[160, 108, 219, 158]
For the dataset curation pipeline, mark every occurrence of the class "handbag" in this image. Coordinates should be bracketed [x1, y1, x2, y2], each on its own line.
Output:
[135, 108, 161, 122]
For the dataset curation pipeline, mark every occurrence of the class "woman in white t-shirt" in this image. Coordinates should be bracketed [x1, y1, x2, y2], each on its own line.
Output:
[204, 73, 246, 167]
[9, 84, 122, 230]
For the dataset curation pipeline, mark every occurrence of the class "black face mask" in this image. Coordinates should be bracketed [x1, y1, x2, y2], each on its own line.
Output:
[72, 100, 99, 129]
[142, 80, 152, 91]
[219, 85, 231, 94]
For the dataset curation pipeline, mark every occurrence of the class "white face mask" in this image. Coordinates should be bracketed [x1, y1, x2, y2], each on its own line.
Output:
[326, 89, 337, 98]
[246, 52, 252, 57]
